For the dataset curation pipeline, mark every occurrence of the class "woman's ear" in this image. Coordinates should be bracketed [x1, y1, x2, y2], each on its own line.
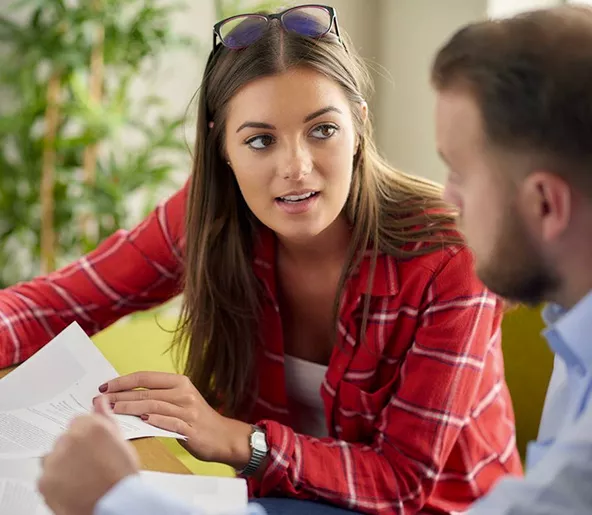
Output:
[360, 100, 368, 124]
[222, 149, 231, 168]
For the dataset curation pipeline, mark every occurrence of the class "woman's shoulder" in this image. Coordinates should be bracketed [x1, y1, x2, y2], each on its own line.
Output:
[395, 241, 471, 278]
[373, 241, 489, 317]
[375, 199, 482, 291]
[378, 198, 465, 262]
[153, 180, 190, 237]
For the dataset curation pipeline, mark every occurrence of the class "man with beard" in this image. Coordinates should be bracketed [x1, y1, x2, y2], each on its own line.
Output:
[432, 4, 592, 514]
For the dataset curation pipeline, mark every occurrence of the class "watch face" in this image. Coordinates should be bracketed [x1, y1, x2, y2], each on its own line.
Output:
[252, 431, 268, 452]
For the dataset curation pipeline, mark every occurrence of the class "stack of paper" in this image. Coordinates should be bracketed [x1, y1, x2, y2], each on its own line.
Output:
[0, 323, 247, 514]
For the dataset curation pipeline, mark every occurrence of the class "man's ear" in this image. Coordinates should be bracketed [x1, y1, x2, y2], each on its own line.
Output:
[523, 171, 572, 242]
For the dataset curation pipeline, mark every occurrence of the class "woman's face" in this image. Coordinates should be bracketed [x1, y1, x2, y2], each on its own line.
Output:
[224, 66, 362, 243]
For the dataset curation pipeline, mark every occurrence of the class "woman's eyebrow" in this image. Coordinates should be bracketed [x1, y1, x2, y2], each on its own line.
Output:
[303, 106, 343, 123]
[236, 121, 276, 133]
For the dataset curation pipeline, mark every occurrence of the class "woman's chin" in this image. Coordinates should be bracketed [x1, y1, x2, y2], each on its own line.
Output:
[274, 226, 326, 244]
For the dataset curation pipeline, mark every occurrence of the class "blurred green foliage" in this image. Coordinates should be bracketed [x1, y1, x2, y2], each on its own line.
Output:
[0, 0, 195, 286]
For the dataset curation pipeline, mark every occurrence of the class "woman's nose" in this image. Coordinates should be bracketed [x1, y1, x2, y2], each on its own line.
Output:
[279, 144, 313, 180]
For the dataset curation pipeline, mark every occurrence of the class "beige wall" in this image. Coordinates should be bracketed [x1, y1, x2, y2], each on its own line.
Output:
[374, 0, 487, 182]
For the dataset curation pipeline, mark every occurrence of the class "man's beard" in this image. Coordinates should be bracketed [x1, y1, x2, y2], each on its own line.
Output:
[476, 208, 560, 306]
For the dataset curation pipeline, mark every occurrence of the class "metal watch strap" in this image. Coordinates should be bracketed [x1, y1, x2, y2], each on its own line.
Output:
[238, 426, 267, 477]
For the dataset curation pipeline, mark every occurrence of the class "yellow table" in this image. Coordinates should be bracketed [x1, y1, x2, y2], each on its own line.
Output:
[0, 365, 191, 474]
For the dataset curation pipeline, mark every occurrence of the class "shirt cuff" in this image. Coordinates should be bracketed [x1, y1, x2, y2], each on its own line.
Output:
[94, 474, 198, 515]
[248, 420, 297, 498]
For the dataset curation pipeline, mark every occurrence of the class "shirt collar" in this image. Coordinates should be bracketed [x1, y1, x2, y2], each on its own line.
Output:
[542, 290, 592, 375]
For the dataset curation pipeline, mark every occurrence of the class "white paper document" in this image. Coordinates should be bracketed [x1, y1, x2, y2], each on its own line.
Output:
[0, 458, 51, 515]
[0, 322, 185, 459]
[0, 459, 247, 515]
[0, 322, 247, 514]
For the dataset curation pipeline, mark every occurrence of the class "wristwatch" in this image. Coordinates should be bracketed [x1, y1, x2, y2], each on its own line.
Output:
[238, 425, 268, 477]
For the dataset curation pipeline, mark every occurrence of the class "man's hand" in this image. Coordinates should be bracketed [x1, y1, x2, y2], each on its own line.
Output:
[38, 396, 141, 515]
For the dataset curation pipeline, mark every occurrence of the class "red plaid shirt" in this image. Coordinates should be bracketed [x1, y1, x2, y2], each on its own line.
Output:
[0, 184, 521, 513]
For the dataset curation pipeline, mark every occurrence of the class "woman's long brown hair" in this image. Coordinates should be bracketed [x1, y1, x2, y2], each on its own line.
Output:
[173, 19, 462, 417]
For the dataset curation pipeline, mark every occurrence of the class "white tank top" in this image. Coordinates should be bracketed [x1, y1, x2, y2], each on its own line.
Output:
[284, 354, 329, 438]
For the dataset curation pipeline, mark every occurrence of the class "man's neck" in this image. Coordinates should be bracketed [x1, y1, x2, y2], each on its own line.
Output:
[552, 213, 592, 309]
[554, 275, 592, 311]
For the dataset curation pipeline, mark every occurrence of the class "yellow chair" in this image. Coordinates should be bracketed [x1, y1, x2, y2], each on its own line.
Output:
[92, 314, 234, 477]
[500, 306, 554, 459]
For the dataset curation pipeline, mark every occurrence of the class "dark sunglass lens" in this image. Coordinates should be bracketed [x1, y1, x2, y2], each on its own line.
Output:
[282, 6, 331, 37]
[220, 15, 267, 49]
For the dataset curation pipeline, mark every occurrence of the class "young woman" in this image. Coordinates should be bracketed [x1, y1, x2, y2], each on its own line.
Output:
[0, 5, 521, 514]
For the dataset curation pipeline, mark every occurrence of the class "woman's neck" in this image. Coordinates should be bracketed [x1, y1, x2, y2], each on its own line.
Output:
[276, 215, 351, 267]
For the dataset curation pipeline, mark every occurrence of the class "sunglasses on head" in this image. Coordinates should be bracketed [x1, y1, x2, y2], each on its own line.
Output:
[212, 4, 343, 51]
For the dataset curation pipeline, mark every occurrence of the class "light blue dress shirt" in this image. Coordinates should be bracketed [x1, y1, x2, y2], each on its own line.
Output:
[95, 474, 266, 515]
[468, 291, 592, 514]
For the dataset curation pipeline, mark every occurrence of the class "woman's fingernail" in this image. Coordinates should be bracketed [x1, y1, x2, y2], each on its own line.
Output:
[110, 403, 116, 410]
[141, 414, 149, 421]
[98, 383, 108, 393]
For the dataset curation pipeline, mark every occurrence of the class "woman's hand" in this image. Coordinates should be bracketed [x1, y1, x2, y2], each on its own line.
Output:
[96, 372, 253, 470]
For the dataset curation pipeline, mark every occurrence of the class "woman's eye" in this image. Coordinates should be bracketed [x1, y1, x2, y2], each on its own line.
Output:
[245, 134, 275, 150]
[310, 124, 339, 140]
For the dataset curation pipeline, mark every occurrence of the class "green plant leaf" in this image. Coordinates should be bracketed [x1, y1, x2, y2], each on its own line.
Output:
[0, 0, 198, 284]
